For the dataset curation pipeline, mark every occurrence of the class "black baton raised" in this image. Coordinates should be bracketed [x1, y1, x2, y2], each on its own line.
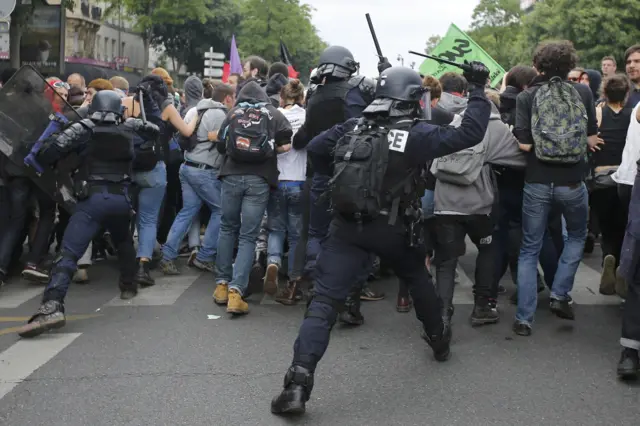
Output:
[408, 50, 472, 72]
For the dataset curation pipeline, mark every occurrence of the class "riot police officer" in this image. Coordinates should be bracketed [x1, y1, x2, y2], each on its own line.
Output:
[16, 90, 160, 339]
[291, 45, 380, 323]
[271, 63, 492, 415]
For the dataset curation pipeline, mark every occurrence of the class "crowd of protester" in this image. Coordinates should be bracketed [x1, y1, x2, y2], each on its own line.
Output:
[0, 40, 639, 379]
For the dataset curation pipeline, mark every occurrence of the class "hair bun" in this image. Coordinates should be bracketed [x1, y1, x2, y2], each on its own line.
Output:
[290, 78, 300, 88]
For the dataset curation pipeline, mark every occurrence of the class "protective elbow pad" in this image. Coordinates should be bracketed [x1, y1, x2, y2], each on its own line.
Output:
[53, 119, 94, 151]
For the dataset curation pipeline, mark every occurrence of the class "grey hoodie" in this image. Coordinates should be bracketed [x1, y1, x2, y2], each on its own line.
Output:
[183, 99, 227, 168]
[437, 92, 468, 115]
[434, 103, 526, 215]
[184, 76, 203, 110]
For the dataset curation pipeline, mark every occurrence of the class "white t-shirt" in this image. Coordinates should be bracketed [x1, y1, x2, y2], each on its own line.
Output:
[277, 105, 307, 181]
[612, 103, 640, 186]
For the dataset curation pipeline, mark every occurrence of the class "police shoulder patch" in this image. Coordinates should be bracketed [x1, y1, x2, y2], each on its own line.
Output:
[387, 129, 409, 153]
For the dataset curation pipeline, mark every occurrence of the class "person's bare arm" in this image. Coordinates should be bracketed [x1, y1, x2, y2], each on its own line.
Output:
[162, 104, 196, 136]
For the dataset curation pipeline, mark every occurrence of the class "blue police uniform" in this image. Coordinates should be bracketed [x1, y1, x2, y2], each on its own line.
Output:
[271, 64, 493, 415]
[17, 90, 160, 339]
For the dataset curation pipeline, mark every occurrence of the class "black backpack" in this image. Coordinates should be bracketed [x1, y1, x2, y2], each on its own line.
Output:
[224, 102, 274, 163]
[329, 118, 392, 220]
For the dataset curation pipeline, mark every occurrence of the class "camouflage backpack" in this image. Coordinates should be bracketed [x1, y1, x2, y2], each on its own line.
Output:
[531, 76, 588, 164]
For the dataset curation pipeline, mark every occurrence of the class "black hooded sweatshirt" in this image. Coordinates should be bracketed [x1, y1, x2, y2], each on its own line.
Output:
[217, 81, 293, 187]
[266, 73, 289, 108]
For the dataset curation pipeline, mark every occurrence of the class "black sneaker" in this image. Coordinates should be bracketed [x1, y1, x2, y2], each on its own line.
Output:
[617, 348, 640, 380]
[422, 324, 452, 362]
[470, 302, 499, 327]
[21, 262, 50, 283]
[360, 284, 385, 301]
[119, 282, 139, 300]
[550, 298, 575, 320]
[584, 233, 595, 254]
[17, 300, 66, 338]
[134, 261, 155, 287]
[513, 321, 532, 336]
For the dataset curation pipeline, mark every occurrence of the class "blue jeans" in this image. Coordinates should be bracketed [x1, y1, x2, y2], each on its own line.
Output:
[421, 189, 435, 219]
[215, 175, 270, 295]
[161, 164, 222, 262]
[516, 182, 588, 325]
[133, 161, 167, 259]
[267, 181, 304, 279]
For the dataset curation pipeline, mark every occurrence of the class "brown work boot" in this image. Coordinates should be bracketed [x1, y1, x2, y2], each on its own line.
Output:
[213, 282, 229, 305]
[227, 289, 249, 315]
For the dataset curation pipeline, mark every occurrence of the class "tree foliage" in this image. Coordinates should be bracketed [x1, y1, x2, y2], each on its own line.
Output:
[115, 0, 213, 74]
[427, 0, 640, 73]
[425, 35, 442, 54]
[236, 0, 327, 82]
[150, 0, 241, 74]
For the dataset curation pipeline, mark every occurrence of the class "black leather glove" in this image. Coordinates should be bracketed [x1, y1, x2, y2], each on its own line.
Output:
[377, 57, 392, 74]
[462, 60, 490, 88]
[124, 118, 160, 140]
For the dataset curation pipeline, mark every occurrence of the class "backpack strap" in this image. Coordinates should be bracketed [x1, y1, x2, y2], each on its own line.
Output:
[386, 169, 417, 226]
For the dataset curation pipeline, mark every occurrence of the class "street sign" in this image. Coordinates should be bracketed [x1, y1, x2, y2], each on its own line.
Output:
[0, 0, 16, 19]
[204, 51, 225, 60]
[204, 59, 224, 68]
[203, 68, 223, 78]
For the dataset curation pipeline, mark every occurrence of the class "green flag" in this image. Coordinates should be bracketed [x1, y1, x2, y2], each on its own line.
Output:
[419, 23, 506, 88]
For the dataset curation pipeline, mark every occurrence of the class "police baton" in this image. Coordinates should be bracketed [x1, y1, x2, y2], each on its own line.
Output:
[365, 13, 384, 60]
[408, 50, 472, 72]
[137, 87, 148, 124]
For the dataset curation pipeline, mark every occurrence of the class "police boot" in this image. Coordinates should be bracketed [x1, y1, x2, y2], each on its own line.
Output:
[17, 300, 66, 338]
[470, 298, 499, 327]
[271, 365, 314, 415]
[442, 305, 454, 329]
[339, 288, 364, 326]
[422, 322, 452, 362]
[134, 260, 155, 288]
[119, 281, 139, 300]
[617, 348, 640, 380]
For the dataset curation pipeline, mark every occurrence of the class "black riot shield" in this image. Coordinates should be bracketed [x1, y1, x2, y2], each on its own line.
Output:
[0, 65, 81, 213]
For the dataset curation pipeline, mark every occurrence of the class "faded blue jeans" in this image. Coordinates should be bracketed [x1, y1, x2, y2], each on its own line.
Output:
[161, 163, 221, 262]
[133, 161, 167, 259]
[267, 181, 304, 280]
[215, 175, 270, 296]
[516, 182, 588, 325]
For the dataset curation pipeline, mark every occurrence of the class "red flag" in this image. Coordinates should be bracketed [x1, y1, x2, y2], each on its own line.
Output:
[222, 62, 231, 83]
[280, 40, 299, 78]
[288, 65, 299, 78]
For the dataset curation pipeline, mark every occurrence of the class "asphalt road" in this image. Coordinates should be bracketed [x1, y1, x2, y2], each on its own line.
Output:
[0, 244, 637, 426]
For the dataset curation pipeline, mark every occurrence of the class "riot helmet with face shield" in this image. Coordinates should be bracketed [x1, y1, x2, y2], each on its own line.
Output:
[363, 66, 431, 119]
[313, 46, 359, 83]
[88, 90, 123, 123]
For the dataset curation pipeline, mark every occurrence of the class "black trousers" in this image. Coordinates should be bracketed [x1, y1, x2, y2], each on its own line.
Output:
[157, 160, 183, 245]
[591, 186, 629, 265]
[292, 216, 443, 370]
[433, 214, 496, 306]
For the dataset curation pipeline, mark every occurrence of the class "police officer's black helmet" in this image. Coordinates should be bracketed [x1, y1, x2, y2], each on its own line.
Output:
[89, 90, 123, 123]
[375, 67, 424, 102]
[315, 46, 359, 81]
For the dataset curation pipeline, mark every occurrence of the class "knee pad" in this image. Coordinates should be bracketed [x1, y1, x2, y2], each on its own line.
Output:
[304, 294, 343, 329]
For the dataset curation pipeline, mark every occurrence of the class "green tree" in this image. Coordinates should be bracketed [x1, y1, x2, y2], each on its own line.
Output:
[236, 0, 326, 82]
[425, 35, 442, 54]
[111, 0, 214, 75]
[519, 0, 640, 68]
[9, 0, 74, 69]
[466, 0, 524, 70]
[150, 0, 241, 75]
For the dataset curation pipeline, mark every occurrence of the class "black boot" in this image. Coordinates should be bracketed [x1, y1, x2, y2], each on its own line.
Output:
[339, 289, 364, 326]
[442, 305, 454, 329]
[134, 261, 155, 288]
[17, 300, 66, 338]
[617, 348, 640, 380]
[271, 365, 314, 415]
[470, 299, 499, 327]
[422, 323, 452, 362]
[119, 281, 139, 300]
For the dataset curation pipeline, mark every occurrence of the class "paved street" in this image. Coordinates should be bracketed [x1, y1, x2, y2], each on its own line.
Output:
[0, 244, 637, 426]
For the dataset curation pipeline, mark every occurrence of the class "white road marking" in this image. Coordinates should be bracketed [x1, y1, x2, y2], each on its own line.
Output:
[105, 272, 203, 307]
[0, 333, 82, 400]
[0, 284, 43, 309]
